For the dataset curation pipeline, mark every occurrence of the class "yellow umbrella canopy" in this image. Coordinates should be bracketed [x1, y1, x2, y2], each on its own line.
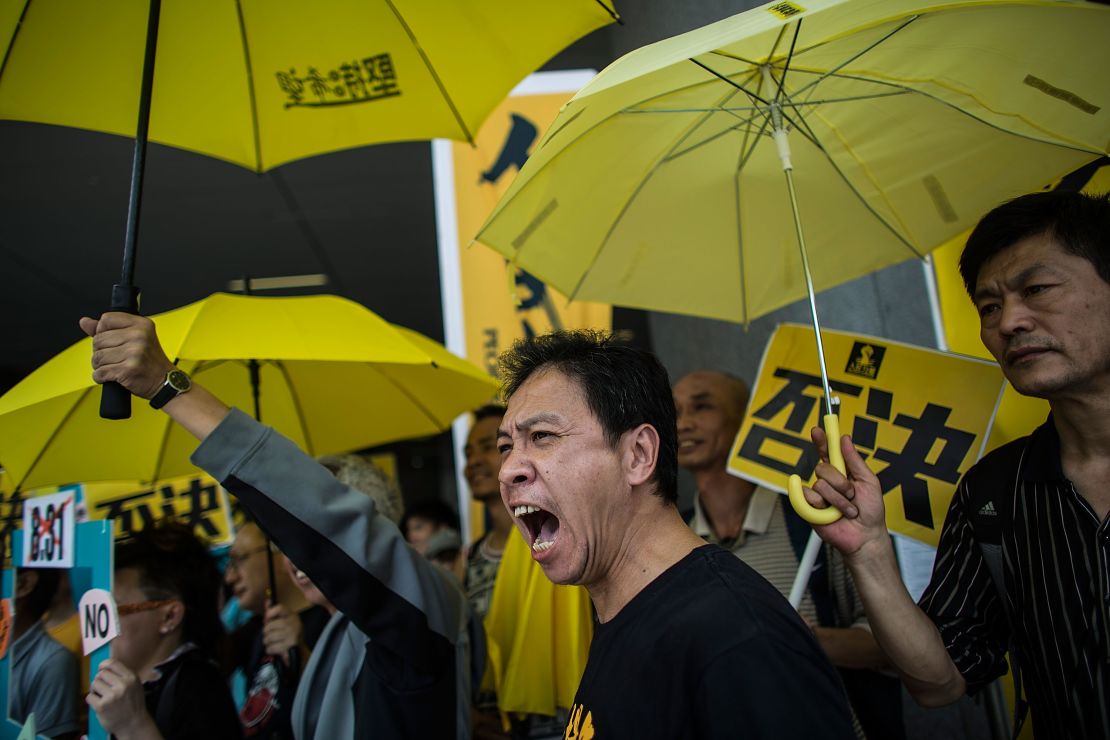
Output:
[0, 293, 500, 489]
[475, 0, 1109, 324]
[0, 0, 618, 171]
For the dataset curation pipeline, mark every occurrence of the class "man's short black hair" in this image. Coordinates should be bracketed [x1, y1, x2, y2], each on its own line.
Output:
[960, 190, 1110, 296]
[473, 403, 506, 423]
[116, 520, 226, 665]
[499, 330, 677, 504]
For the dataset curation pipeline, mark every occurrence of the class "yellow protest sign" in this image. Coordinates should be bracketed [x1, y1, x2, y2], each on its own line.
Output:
[0, 473, 234, 567]
[449, 83, 611, 375]
[728, 324, 1005, 546]
[80, 475, 235, 546]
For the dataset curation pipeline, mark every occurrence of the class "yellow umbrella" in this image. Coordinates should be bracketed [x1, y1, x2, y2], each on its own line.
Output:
[0, 293, 500, 490]
[476, 0, 1108, 520]
[0, 0, 618, 170]
[477, 0, 1105, 322]
[0, 0, 617, 418]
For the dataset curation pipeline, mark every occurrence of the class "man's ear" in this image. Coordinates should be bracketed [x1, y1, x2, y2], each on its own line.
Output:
[160, 600, 185, 636]
[624, 423, 660, 488]
[14, 570, 38, 600]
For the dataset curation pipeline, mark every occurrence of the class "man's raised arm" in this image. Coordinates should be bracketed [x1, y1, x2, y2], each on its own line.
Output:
[81, 313, 230, 440]
[802, 427, 967, 707]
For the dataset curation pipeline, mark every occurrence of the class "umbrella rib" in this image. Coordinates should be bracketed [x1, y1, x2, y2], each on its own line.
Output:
[0, 0, 32, 83]
[732, 18, 796, 327]
[757, 66, 923, 257]
[374, 362, 449, 432]
[592, 0, 620, 23]
[624, 89, 910, 114]
[734, 113, 773, 186]
[14, 383, 94, 490]
[273, 360, 316, 456]
[790, 104, 926, 259]
[662, 72, 772, 171]
[660, 73, 768, 161]
[799, 69, 1105, 154]
[567, 72, 746, 302]
[773, 17, 803, 106]
[757, 65, 824, 151]
[482, 61, 777, 245]
[384, 0, 473, 144]
[733, 149, 749, 326]
[785, 15, 920, 101]
[233, 0, 264, 172]
[689, 58, 772, 107]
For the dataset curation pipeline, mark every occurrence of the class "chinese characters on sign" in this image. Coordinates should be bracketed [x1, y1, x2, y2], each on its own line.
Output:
[0, 488, 25, 568]
[277, 53, 400, 108]
[728, 324, 1005, 547]
[88, 476, 233, 545]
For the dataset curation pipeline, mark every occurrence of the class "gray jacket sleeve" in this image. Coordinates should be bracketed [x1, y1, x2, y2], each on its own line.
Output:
[192, 408, 463, 676]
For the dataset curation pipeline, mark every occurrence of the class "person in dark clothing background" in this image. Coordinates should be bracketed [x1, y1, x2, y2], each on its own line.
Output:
[86, 521, 242, 740]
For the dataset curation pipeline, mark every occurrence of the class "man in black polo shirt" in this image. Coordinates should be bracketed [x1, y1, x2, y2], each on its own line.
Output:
[802, 190, 1110, 739]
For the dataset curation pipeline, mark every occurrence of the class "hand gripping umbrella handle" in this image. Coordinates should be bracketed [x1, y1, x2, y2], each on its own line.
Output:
[788, 414, 845, 525]
[99, 284, 140, 420]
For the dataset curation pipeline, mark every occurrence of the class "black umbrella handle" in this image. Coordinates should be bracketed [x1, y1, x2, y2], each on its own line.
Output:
[99, 283, 141, 420]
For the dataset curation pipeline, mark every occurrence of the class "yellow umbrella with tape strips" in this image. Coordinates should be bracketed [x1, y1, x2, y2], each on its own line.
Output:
[0, 293, 499, 489]
[475, 0, 1108, 523]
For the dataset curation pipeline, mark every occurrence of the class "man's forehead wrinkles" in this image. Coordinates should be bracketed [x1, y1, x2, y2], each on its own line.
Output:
[976, 260, 1056, 299]
[498, 410, 564, 437]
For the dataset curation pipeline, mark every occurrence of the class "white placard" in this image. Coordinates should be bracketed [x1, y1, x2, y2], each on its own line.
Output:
[21, 490, 76, 567]
[79, 588, 120, 656]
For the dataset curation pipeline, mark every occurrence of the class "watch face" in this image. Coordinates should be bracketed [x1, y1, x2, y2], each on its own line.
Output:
[167, 369, 191, 392]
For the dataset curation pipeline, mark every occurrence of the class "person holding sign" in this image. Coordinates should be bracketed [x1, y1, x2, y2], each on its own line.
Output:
[9, 567, 80, 739]
[802, 191, 1110, 739]
[86, 520, 241, 739]
[79, 314, 468, 739]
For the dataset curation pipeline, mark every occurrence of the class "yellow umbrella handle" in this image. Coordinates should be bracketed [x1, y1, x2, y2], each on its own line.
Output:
[788, 414, 845, 525]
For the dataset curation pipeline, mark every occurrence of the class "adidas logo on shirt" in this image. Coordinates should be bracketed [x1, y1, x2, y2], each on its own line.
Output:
[978, 501, 998, 517]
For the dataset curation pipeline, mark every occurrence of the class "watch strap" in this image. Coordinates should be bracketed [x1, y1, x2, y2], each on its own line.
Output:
[149, 370, 189, 410]
[149, 381, 179, 410]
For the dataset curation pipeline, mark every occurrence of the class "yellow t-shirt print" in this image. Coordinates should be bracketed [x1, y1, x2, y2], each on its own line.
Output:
[563, 704, 595, 739]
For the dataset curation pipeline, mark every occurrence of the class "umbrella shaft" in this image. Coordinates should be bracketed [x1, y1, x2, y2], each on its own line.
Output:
[120, 0, 162, 287]
[783, 168, 835, 414]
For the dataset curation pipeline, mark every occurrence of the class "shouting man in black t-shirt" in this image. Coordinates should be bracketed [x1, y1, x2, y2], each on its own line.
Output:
[495, 331, 855, 739]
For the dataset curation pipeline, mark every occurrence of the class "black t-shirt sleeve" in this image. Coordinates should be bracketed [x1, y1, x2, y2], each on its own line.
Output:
[694, 638, 856, 740]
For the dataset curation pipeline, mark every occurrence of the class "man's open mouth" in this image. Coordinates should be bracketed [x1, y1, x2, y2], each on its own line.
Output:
[512, 504, 561, 552]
